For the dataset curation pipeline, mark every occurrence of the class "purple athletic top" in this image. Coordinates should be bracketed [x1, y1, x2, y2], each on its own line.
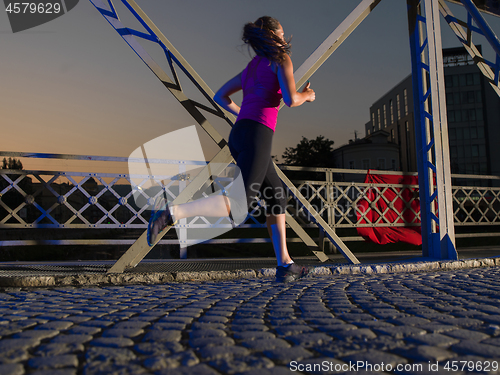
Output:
[236, 55, 282, 132]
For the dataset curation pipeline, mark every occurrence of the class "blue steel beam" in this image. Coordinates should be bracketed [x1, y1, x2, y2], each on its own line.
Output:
[407, 0, 458, 260]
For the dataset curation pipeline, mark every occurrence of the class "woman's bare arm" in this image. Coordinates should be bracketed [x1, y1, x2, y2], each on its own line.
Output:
[277, 55, 315, 107]
[214, 72, 243, 116]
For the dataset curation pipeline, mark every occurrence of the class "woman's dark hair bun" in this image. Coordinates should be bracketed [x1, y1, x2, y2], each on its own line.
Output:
[242, 16, 291, 64]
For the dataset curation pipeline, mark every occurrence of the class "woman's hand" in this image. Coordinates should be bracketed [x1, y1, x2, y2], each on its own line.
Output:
[301, 81, 315, 103]
[278, 55, 316, 107]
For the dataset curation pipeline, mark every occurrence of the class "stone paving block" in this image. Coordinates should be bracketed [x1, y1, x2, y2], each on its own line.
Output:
[0, 338, 41, 352]
[440, 317, 484, 327]
[13, 330, 60, 341]
[0, 348, 30, 364]
[231, 323, 270, 332]
[369, 310, 409, 319]
[355, 321, 395, 329]
[84, 347, 136, 364]
[330, 328, 377, 340]
[239, 338, 291, 351]
[407, 333, 461, 347]
[65, 326, 101, 336]
[89, 337, 134, 348]
[231, 318, 265, 325]
[307, 318, 345, 326]
[374, 326, 427, 339]
[198, 316, 229, 324]
[142, 330, 182, 342]
[262, 347, 314, 365]
[113, 321, 150, 330]
[36, 313, 71, 320]
[391, 316, 431, 326]
[286, 333, 334, 347]
[268, 318, 306, 326]
[483, 337, 500, 346]
[78, 320, 113, 328]
[443, 329, 491, 341]
[191, 323, 226, 331]
[337, 313, 376, 322]
[273, 325, 313, 336]
[209, 355, 274, 374]
[159, 316, 194, 324]
[414, 323, 458, 333]
[155, 363, 221, 375]
[232, 331, 276, 341]
[50, 334, 93, 345]
[28, 355, 78, 370]
[189, 337, 235, 349]
[150, 322, 187, 330]
[34, 321, 73, 331]
[341, 349, 408, 368]
[198, 345, 250, 361]
[481, 315, 500, 325]
[392, 345, 457, 362]
[134, 342, 184, 356]
[29, 370, 77, 375]
[359, 336, 407, 352]
[143, 350, 199, 370]
[189, 329, 226, 339]
[100, 328, 144, 338]
[203, 310, 233, 318]
[82, 362, 148, 375]
[239, 367, 299, 375]
[34, 343, 84, 357]
[0, 320, 38, 336]
[59, 316, 91, 324]
[451, 340, 500, 358]
[0, 363, 24, 375]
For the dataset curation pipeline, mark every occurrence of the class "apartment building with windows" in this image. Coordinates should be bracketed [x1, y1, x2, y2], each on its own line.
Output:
[364, 47, 500, 176]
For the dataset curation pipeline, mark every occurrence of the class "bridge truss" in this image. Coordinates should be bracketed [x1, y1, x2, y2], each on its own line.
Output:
[87, 0, 500, 272]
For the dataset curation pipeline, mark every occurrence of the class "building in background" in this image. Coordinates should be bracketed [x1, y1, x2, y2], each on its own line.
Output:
[363, 46, 500, 178]
[333, 130, 400, 173]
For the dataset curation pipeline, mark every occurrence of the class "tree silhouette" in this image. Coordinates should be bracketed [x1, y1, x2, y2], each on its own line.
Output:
[2, 157, 23, 170]
[282, 135, 335, 167]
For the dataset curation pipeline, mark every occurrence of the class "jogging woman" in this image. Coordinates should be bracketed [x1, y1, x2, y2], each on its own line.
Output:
[148, 16, 315, 282]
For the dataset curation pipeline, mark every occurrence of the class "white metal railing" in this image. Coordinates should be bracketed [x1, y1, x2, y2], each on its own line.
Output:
[1, 152, 499, 247]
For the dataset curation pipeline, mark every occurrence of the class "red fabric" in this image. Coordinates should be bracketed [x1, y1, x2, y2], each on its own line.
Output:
[356, 171, 422, 245]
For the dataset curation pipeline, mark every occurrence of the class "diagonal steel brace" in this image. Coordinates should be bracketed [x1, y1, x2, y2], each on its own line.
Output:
[91, 0, 382, 273]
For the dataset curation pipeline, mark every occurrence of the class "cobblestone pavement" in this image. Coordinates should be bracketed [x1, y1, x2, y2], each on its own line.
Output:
[0, 266, 500, 375]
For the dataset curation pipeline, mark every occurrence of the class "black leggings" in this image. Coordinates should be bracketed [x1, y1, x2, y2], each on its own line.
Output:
[228, 119, 287, 215]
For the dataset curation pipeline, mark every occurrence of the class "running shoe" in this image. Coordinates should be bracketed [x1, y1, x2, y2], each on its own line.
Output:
[147, 196, 175, 246]
[275, 263, 311, 283]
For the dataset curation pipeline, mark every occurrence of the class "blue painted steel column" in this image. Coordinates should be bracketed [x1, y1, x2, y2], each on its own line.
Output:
[407, 0, 458, 259]
[408, 0, 435, 257]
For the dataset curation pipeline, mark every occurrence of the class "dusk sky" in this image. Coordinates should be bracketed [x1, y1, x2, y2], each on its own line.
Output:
[2, 0, 500, 173]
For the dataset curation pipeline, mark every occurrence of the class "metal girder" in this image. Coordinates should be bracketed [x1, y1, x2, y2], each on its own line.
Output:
[407, 0, 458, 259]
[290, 0, 382, 97]
[445, 0, 500, 18]
[439, 0, 500, 96]
[87, 0, 387, 272]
